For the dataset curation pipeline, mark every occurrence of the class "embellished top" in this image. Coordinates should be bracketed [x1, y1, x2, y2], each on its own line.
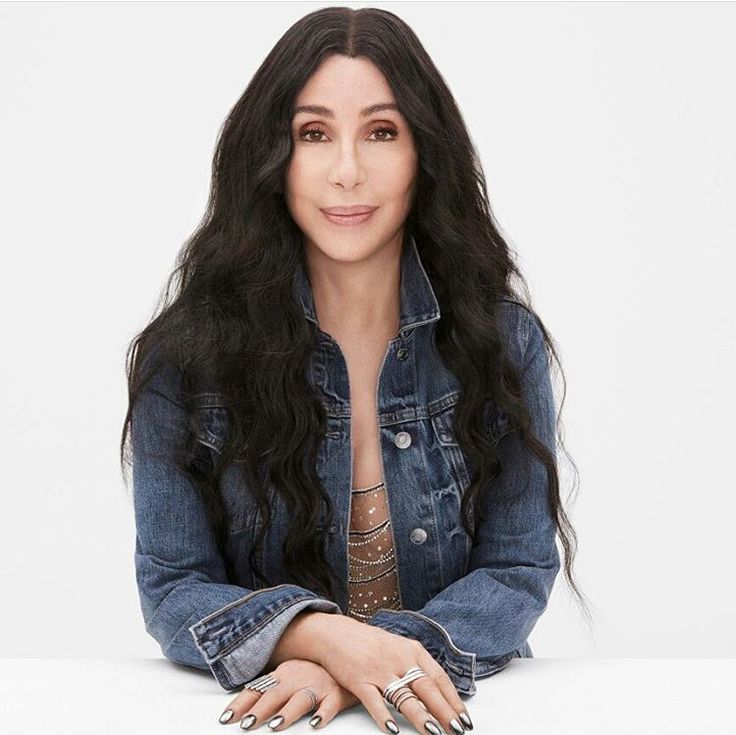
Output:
[347, 479, 402, 621]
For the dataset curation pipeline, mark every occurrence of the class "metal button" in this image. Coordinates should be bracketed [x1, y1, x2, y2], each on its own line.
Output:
[394, 431, 412, 449]
[396, 346, 409, 361]
[410, 528, 427, 545]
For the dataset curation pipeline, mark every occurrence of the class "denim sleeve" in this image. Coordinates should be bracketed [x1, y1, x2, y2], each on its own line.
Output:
[366, 309, 561, 696]
[132, 360, 341, 692]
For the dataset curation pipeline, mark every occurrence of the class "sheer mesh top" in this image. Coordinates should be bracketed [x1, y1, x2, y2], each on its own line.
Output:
[347, 480, 402, 621]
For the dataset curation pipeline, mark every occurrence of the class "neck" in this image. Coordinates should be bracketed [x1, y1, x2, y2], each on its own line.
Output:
[304, 236, 403, 340]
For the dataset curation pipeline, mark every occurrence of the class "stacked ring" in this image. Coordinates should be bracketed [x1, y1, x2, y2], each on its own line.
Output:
[382, 667, 428, 710]
[299, 686, 319, 713]
[392, 686, 419, 713]
[243, 673, 280, 693]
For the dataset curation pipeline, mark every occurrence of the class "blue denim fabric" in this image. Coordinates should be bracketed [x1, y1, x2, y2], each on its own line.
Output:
[132, 233, 560, 695]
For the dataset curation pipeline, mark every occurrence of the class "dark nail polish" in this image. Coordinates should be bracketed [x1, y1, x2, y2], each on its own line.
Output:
[424, 722, 441, 735]
[450, 718, 465, 734]
[268, 715, 285, 730]
[459, 712, 473, 730]
[309, 714, 322, 728]
[386, 719, 400, 734]
[240, 713, 257, 730]
[219, 709, 235, 724]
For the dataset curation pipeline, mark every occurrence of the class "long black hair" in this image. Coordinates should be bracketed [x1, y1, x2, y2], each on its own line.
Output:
[121, 6, 592, 628]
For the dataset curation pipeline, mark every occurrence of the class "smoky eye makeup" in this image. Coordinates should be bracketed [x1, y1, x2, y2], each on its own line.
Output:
[296, 123, 399, 143]
[292, 118, 403, 142]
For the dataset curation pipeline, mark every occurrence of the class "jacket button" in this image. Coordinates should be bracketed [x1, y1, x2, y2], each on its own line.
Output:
[396, 347, 409, 360]
[394, 431, 412, 449]
[410, 528, 427, 544]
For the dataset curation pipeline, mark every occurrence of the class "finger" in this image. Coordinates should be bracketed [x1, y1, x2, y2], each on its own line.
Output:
[265, 686, 322, 731]
[410, 676, 465, 735]
[394, 691, 445, 735]
[217, 687, 263, 725]
[306, 692, 342, 729]
[413, 653, 469, 734]
[353, 682, 402, 734]
[237, 685, 292, 730]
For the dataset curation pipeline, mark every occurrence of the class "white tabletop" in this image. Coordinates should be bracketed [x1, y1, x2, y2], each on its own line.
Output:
[1, 658, 734, 734]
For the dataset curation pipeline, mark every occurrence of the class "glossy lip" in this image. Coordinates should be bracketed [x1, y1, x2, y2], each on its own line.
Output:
[320, 206, 378, 227]
[320, 205, 378, 216]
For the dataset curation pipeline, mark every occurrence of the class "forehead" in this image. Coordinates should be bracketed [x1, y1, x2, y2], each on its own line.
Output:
[292, 55, 397, 117]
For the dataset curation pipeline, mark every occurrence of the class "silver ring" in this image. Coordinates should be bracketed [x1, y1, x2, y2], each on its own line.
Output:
[382, 667, 428, 707]
[393, 687, 419, 713]
[244, 673, 280, 692]
[299, 686, 318, 712]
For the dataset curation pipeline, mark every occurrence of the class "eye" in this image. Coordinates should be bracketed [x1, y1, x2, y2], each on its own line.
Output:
[369, 125, 399, 142]
[299, 127, 327, 143]
[297, 124, 399, 143]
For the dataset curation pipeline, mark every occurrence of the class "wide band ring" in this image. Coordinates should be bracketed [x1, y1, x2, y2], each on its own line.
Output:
[382, 667, 428, 708]
[299, 686, 319, 713]
[243, 673, 280, 693]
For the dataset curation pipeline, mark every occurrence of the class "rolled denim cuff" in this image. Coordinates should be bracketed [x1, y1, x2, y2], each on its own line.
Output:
[367, 608, 524, 696]
[366, 608, 479, 695]
[188, 583, 341, 691]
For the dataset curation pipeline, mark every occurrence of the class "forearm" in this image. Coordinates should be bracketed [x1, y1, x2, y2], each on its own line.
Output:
[265, 609, 335, 669]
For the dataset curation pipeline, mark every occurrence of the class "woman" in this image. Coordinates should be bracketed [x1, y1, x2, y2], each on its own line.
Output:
[121, 7, 587, 735]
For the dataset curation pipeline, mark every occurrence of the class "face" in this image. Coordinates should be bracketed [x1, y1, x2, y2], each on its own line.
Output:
[285, 54, 418, 264]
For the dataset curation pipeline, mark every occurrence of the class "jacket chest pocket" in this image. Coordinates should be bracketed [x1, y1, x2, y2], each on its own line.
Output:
[431, 399, 512, 461]
[429, 398, 513, 533]
[428, 398, 514, 585]
[430, 403, 472, 492]
[191, 395, 257, 536]
[191, 394, 229, 455]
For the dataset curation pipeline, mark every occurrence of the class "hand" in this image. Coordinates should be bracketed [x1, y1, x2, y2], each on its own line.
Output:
[217, 658, 360, 730]
[314, 615, 471, 735]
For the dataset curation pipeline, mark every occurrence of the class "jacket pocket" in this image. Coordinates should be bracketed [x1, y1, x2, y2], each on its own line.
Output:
[430, 400, 472, 492]
[428, 396, 514, 578]
[191, 392, 230, 455]
[190, 393, 258, 540]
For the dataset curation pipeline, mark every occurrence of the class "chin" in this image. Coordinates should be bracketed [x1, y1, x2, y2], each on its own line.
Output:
[311, 237, 380, 263]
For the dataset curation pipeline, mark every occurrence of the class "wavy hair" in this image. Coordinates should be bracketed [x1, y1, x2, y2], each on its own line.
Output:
[120, 6, 592, 629]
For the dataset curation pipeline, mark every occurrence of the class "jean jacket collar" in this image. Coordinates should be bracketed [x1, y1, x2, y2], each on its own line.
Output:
[294, 232, 441, 336]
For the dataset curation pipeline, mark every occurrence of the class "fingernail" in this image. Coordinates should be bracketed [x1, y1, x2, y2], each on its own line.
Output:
[450, 718, 465, 734]
[459, 712, 474, 730]
[386, 719, 400, 734]
[240, 714, 257, 730]
[268, 715, 285, 729]
[424, 722, 441, 735]
[219, 709, 234, 724]
[309, 714, 322, 728]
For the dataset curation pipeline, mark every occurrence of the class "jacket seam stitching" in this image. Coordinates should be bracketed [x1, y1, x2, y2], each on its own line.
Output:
[191, 583, 297, 630]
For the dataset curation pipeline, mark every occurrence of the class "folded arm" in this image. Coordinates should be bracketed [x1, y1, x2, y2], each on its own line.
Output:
[132, 359, 341, 691]
[367, 308, 561, 696]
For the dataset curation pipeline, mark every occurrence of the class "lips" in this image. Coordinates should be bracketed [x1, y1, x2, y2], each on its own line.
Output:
[320, 206, 378, 227]
[320, 205, 378, 216]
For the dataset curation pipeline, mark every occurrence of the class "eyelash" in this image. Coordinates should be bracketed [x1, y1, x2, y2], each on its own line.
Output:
[297, 125, 399, 143]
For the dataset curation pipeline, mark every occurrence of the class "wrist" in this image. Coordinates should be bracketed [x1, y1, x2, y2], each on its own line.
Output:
[268, 609, 338, 669]
[290, 610, 336, 666]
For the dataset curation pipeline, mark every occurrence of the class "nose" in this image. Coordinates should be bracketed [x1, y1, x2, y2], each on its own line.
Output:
[327, 143, 366, 189]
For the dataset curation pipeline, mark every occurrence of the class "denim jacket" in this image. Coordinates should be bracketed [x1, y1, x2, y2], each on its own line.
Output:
[132, 234, 560, 696]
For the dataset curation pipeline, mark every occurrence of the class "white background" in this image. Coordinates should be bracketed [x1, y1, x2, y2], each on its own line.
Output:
[1, 1, 734, 661]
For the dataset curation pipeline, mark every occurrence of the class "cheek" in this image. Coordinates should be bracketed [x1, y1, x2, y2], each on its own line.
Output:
[379, 149, 417, 194]
[284, 154, 314, 199]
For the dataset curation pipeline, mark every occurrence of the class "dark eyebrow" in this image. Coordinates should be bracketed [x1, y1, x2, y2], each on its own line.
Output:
[292, 102, 400, 119]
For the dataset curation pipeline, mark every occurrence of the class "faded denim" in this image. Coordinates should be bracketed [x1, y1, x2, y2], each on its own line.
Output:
[132, 234, 560, 696]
